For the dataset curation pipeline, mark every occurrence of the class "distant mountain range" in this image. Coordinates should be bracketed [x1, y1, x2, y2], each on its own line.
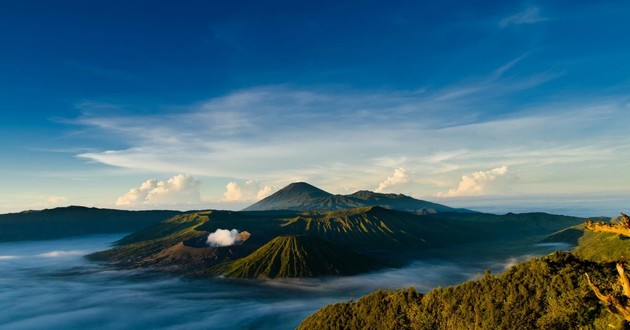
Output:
[0, 206, 181, 242]
[0, 182, 591, 281]
[88, 182, 585, 279]
[243, 182, 473, 214]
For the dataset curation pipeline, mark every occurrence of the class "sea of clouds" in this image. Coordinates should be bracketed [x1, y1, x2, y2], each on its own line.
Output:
[0, 235, 570, 329]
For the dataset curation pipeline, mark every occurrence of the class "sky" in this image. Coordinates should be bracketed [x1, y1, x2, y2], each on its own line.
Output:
[1, 0, 629, 216]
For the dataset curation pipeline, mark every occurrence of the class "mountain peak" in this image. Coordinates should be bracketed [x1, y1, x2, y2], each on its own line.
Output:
[279, 182, 330, 196]
[242, 182, 332, 211]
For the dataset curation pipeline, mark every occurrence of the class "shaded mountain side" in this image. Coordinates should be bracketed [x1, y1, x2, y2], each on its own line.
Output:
[115, 210, 297, 247]
[0, 206, 181, 242]
[90, 207, 445, 266]
[210, 235, 385, 278]
[243, 182, 473, 214]
[540, 224, 585, 245]
[116, 210, 216, 245]
[87, 212, 212, 264]
[347, 190, 472, 213]
[242, 182, 334, 211]
[434, 211, 585, 237]
[194, 207, 480, 250]
[298, 252, 622, 330]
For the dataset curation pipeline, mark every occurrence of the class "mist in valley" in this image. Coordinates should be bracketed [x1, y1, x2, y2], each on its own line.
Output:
[0, 235, 571, 329]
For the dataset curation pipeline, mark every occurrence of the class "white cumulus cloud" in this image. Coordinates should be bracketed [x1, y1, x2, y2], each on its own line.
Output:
[116, 174, 202, 207]
[437, 166, 516, 197]
[206, 229, 242, 247]
[222, 180, 274, 202]
[375, 168, 409, 193]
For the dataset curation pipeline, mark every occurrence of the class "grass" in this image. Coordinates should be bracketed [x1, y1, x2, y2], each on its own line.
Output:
[574, 230, 630, 262]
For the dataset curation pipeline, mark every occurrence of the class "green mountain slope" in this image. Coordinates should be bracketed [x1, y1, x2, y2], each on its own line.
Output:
[298, 252, 621, 329]
[211, 235, 384, 278]
[540, 224, 586, 245]
[0, 206, 181, 242]
[573, 229, 630, 262]
[90, 207, 586, 273]
[242, 182, 472, 213]
[87, 212, 212, 264]
[278, 206, 472, 249]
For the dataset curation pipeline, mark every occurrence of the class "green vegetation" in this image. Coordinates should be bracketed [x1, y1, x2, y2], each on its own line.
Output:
[298, 252, 623, 330]
[573, 230, 630, 262]
[0, 206, 180, 242]
[211, 235, 384, 278]
[571, 214, 630, 262]
[297, 212, 630, 329]
[88, 205, 587, 280]
[279, 207, 472, 249]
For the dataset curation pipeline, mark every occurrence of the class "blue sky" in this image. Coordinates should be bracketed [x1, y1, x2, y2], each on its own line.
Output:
[1, 1, 629, 216]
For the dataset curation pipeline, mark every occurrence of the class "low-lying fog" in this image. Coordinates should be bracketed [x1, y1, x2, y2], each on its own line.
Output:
[0, 235, 570, 329]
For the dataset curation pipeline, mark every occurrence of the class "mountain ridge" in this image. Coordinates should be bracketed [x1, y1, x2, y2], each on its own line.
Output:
[243, 182, 473, 214]
[0, 206, 181, 242]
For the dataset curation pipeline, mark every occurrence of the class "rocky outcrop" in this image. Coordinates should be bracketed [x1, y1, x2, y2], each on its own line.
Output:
[585, 213, 630, 237]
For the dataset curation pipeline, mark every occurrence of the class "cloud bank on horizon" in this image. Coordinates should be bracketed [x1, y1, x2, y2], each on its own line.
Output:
[437, 166, 517, 197]
[1, 1, 629, 214]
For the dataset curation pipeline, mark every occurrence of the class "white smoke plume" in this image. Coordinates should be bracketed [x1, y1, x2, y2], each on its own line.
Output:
[206, 229, 242, 247]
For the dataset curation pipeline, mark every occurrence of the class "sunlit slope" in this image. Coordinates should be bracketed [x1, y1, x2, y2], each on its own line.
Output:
[573, 214, 630, 262]
[211, 235, 384, 278]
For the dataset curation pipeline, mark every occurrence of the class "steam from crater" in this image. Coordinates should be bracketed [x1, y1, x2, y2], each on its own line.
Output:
[206, 229, 242, 247]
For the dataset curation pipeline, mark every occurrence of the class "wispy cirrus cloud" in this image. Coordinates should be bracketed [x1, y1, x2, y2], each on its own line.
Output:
[500, 7, 549, 27]
[70, 61, 630, 200]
